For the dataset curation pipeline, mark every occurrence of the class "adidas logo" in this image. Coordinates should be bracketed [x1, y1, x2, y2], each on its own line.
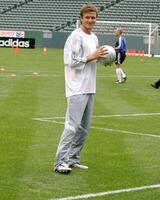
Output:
[0, 38, 30, 48]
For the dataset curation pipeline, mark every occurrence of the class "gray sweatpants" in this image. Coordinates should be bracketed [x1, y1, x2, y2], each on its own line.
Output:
[54, 94, 94, 169]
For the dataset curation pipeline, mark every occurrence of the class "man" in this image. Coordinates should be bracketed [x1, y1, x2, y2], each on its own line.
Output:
[114, 28, 127, 83]
[54, 4, 108, 174]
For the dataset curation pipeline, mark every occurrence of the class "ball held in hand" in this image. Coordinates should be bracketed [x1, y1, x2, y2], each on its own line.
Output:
[99, 45, 116, 66]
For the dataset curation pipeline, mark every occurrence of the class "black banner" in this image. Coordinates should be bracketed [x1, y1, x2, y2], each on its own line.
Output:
[0, 37, 35, 48]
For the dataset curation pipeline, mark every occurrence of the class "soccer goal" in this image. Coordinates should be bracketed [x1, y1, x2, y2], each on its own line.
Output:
[76, 20, 160, 56]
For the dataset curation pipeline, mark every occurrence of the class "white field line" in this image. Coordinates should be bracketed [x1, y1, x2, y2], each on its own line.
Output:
[91, 126, 160, 138]
[50, 184, 160, 200]
[0, 69, 63, 73]
[43, 112, 160, 120]
[33, 113, 160, 139]
[97, 75, 159, 78]
[24, 74, 64, 77]
[0, 69, 159, 78]
[0, 74, 159, 78]
[34, 118, 64, 125]
[0, 74, 64, 77]
[93, 112, 160, 118]
[34, 118, 64, 126]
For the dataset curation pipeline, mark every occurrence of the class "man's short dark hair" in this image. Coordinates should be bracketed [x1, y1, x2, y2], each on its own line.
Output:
[80, 3, 98, 18]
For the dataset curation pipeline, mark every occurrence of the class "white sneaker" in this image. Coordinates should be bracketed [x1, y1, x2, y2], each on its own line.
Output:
[55, 163, 71, 174]
[71, 163, 88, 169]
[115, 80, 122, 84]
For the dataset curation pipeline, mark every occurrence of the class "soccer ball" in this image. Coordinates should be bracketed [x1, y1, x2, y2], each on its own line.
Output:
[99, 45, 116, 66]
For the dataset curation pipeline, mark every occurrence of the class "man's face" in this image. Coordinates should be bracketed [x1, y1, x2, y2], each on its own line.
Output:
[80, 12, 97, 32]
[115, 29, 122, 37]
[115, 29, 119, 36]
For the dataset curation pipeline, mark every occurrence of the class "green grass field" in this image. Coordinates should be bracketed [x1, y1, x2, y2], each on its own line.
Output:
[0, 47, 160, 200]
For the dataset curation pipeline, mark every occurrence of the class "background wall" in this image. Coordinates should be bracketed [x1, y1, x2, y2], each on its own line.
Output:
[25, 30, 160, 55]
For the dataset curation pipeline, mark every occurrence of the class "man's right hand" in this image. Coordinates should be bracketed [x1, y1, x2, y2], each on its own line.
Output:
[86, 46, 108, 62]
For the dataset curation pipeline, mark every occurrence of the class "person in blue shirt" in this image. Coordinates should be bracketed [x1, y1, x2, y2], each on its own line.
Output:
[114, 28, 127, 83]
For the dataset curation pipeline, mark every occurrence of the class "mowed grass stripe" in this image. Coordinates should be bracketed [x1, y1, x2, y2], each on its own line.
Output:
[0, 76, 39, 200]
